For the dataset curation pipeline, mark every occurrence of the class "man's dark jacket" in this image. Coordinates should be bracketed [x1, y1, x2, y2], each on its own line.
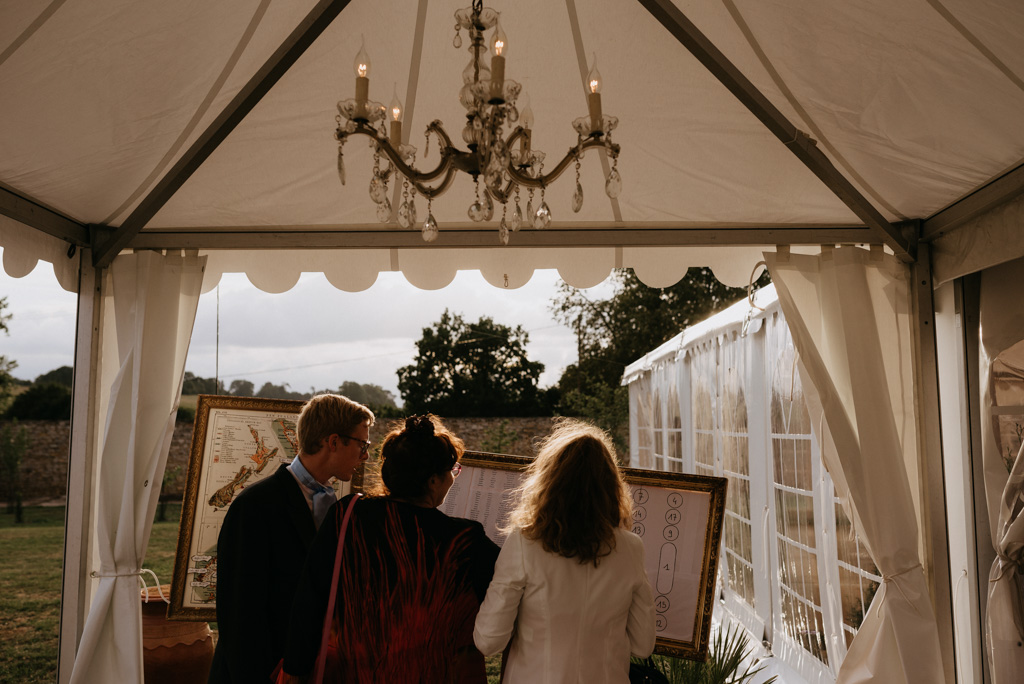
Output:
[208, 464, 316, 683]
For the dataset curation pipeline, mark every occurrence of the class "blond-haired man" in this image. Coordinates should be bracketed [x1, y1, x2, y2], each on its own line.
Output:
[209, 394, 374, 684]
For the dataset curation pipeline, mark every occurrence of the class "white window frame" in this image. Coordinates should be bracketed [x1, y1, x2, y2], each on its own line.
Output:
[624, 299, 884, 683]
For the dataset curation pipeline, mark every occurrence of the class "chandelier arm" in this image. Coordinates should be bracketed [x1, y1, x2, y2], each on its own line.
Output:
[425, 119, 456, 150]
[408, 165, 460, 199]
[505, 137, 619, 188]
[339, 123, 454, 183]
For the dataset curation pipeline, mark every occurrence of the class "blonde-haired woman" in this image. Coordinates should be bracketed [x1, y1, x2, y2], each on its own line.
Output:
[474, 420, 656, 683]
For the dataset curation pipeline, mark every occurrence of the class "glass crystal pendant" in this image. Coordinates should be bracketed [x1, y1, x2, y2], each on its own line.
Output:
[408, 199, 417, 226]
[485, 168, 502, 191]
[483, 193, 494, 221]
[499, 217, 510, 245]
[605, 168, 622, 199]
[376, 197, 392, 222]
[468, 201, 485, 222]
[534, 202, 551, 229]
[422, 213, 439, 242]
[511, 204, 523, 231]
[337, 150, 346, 185]
[397, 201, 411, 228]
[369, 176, 387, 204]
[572, 182, 584, 213]
[526, 198, 533, 224]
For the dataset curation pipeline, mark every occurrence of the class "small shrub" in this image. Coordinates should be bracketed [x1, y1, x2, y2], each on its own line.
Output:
[176, 405, 196, 423]
[0, 420, 29, 522]
[5, 384, 71, 420]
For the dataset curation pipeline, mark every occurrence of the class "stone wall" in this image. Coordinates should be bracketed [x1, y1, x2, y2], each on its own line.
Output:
[12, 417, 559, 502]
[5, 419, 197, 502]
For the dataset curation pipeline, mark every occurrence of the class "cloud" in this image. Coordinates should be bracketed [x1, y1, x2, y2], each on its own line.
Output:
[2, 257, 615, 399]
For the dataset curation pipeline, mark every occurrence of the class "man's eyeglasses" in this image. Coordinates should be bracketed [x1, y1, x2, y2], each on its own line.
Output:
[343, 435, 372, 455]
[451, 462, 462, 478]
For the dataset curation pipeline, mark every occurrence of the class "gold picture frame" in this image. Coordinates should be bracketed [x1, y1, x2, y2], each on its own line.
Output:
[168, 395, 307, 621]
[455, 451, 727, 661]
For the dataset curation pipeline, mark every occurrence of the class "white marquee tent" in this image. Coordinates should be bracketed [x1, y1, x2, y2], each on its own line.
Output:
[1, 1, 1023, 682]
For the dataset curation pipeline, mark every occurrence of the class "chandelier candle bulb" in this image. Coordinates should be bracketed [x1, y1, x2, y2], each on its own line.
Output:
[490, 20, 507, 101]
[520, 104, 534, 156]
[390, 91, 404, 144]
[354, 40, 371, 119]
[356, 77, 369, 106]
[587, 55, 603, 133]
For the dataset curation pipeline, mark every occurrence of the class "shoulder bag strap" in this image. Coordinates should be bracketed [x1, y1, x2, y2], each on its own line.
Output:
[311, 493, 361, 684]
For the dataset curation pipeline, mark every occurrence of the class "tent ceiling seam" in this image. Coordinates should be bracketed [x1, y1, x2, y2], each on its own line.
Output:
[926, 0, 1024, 95]
[90, 0, 354, 269]
[565, 0, 622, 223]
[388, 0, 430, 213]
[720, 0, 905, 221]
[100, 0, 274, 227]
[0, 0, 67, 69]
[636, 0, 913, 262]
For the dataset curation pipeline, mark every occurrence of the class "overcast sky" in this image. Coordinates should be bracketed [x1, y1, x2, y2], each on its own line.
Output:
[0, 253, 615, 403]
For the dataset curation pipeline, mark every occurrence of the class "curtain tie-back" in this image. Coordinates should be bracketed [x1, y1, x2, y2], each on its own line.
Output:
[990, 554, 1024, 641]
[876, 563, 924, 618]
[990, 553, 1024, 583]
[90, 568, 169, 603]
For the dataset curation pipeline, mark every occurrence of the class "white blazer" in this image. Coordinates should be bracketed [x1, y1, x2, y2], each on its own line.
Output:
[473, 527, 656, 684]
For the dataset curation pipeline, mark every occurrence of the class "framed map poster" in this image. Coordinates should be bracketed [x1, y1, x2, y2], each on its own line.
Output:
[168, 395, 309, 621]
[447, 452, 727, 661]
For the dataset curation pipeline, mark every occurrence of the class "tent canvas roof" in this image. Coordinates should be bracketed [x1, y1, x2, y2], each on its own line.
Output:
[2, 0, 1023, 291]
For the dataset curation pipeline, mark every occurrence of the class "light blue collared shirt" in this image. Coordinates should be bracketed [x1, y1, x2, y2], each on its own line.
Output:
[286, 457, 336, 528]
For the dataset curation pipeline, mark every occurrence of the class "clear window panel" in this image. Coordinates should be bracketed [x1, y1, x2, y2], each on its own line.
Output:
[835, 500, 880, 640]
[668, 432, 682, 461]
[692, 346, 716, 432]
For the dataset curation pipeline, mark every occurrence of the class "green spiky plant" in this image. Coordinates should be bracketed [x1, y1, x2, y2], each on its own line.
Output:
[636, 622, 777, 684]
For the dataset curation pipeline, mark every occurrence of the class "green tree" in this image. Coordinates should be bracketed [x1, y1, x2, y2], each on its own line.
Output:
[229, 379, 255, 397]
[255, 382, 309, 401]
[337, 381, 401, 417]
[181, 372, 224, 395]
[34, 366, 73, 388]
[552, 268, 765, 439]
[397, 310, 549, 417]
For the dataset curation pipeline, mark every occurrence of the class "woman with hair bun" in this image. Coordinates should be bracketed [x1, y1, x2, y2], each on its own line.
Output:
[473, 419, 656, 683]
[281, 415, 499, 684]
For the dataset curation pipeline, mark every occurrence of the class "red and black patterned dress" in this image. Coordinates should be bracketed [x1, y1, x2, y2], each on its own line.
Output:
[283, 495, 500, 683]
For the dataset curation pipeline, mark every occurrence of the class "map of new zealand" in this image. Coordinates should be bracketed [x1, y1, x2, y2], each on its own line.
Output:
[184, 412, 299, 607]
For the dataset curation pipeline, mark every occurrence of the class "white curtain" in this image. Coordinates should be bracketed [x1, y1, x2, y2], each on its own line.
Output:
[69, 251, 206, 683]
[764, 246, 944, 684]
[978, 257, 1024, 682]
[987, 440, 1024, 682]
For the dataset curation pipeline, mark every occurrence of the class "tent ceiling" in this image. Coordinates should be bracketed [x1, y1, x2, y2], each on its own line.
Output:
[2, 0, 1023, 286]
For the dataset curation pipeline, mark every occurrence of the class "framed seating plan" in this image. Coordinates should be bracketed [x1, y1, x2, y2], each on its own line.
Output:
[449, 452, 728, 660]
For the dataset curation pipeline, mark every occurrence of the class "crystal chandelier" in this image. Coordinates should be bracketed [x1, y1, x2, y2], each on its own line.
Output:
[335, 0, 621, 244]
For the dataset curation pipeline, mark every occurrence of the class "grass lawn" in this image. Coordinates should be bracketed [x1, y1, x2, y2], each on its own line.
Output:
[1, 503, 502, 683]
[0, 503, 182, 684]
